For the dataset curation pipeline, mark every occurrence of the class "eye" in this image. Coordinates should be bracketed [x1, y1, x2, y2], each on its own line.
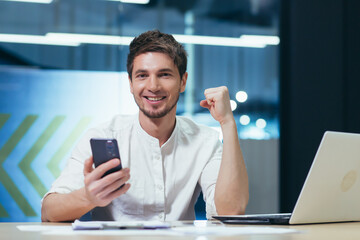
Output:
[136, 73, 148, 79]
[160, 72, 171, 77]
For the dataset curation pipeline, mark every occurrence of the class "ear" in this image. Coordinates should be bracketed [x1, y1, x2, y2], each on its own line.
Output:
[128, 75, 133, 94]
[180, 72, 188, 93]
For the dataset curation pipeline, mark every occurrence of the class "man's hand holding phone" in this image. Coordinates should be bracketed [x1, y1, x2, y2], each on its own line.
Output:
[83, 138, 131, 208]
[83, 157, 130, 207]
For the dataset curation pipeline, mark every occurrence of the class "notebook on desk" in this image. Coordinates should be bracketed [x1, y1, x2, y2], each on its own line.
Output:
[214, 131, 360, 225]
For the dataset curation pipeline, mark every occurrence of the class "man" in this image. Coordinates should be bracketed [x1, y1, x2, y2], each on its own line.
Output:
[41, 30, 249, 222]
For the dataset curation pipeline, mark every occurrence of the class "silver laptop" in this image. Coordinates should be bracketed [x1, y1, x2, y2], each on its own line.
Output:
[214, 131, 360, 225]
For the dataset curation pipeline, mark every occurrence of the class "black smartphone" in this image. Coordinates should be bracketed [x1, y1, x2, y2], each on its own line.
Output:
[90, 138, 122, 177]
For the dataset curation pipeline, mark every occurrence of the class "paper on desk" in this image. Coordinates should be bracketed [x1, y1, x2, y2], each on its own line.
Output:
[18, 222, 299, 236]
[72, 219, 171, 230]
[45, 226, 299, 236]
[17, 223, 178, 236]
[18, 225, 180, 236]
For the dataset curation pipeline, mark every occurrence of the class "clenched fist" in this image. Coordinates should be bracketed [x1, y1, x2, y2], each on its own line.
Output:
[200, 86, 234, 126]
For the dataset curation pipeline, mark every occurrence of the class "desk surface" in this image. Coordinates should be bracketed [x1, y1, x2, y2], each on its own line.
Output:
[2, 221, 360, 240]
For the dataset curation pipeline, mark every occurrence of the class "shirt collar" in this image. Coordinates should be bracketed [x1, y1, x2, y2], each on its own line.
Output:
[135, 113, 178, 148]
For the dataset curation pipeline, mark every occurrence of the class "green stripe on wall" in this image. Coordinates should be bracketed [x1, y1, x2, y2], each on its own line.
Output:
[19, 116, 65, 198]
[0, 202, 9, 217]
[0, 114, 11, 130]
[47, 116, 92, 178]
[0, 115, 38, 216]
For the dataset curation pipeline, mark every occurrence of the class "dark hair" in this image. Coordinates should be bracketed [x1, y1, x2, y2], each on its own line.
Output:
[127, 30, 187, 80]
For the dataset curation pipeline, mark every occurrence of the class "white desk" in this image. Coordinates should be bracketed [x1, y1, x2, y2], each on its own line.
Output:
[2, 221, 360, 240]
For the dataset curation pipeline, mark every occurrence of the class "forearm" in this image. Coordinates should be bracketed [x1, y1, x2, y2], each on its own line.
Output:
[41, 188, 95, 222]
[214, 119, 249, 215]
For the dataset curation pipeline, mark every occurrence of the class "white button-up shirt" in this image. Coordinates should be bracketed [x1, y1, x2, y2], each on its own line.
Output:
[44, 114, 222, 220]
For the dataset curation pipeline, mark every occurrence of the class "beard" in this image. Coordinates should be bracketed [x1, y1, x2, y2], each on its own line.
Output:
[134, 92, 180, 119]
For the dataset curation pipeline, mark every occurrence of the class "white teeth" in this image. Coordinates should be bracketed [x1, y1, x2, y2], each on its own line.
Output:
[148, 97, 163, 101]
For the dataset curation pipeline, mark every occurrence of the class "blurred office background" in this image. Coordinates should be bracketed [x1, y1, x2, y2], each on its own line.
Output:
[0, 0, 359, 222]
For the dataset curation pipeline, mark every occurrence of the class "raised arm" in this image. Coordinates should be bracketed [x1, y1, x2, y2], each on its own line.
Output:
[200, 86, 249, 215]
[41, 157, 130, 222]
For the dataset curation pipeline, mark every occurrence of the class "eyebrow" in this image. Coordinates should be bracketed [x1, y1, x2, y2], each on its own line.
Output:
[158, 68, 174, 73]
[134, 68, 175, 75]
[134, 69, 147, 75]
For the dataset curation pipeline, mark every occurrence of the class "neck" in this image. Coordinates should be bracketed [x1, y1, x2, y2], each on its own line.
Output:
[138, 110, 176, 147]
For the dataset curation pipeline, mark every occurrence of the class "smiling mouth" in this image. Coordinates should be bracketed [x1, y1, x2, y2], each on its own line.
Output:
[145, 96, 166, 101]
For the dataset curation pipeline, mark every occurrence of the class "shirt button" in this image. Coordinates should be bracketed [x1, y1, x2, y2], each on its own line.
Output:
[157, 185, 163, 190]
[159, 213, 163, 219]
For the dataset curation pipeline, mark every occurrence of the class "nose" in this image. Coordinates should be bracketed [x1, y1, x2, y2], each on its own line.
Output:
[147, 75, 160, 92]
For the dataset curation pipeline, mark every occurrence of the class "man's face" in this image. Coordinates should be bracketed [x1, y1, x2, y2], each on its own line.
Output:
[129, 52, 187, 119]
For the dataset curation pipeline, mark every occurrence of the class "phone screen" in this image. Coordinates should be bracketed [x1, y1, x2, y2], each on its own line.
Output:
[90, 138, 122, 177]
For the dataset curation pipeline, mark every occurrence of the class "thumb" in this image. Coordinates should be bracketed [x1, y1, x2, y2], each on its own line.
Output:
[200, 100, 210, 109]
[84, 156, 94, 176]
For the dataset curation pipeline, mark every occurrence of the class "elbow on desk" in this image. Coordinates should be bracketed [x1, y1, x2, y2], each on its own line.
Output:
[40, 208, 49, 222]
[215, 197, 248, 215]
[41, 201, 53, 222]
[41, 197, 60, 222]
[216, 205, 246, 215]
[41, 208, 64, 222]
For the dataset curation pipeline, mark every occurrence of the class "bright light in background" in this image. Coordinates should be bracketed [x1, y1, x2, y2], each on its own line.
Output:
[256, 118, 267, 129]
[46, 33, 133, 45]
[46, 32, 265, 48]
[47, 33, 265, 48]
[230, 100, 237, 111]
[108, 0, 149, 3]
[240, 126, 270, 140]
[0, 33, 277, 48]
[1, 0, 52, 3]
[239, 35, 280, 45]
[239, 115, 250, 125]
[0, 34, 80, 46]
[173, 34, 265, 48]
[236, 91, 248, 103]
